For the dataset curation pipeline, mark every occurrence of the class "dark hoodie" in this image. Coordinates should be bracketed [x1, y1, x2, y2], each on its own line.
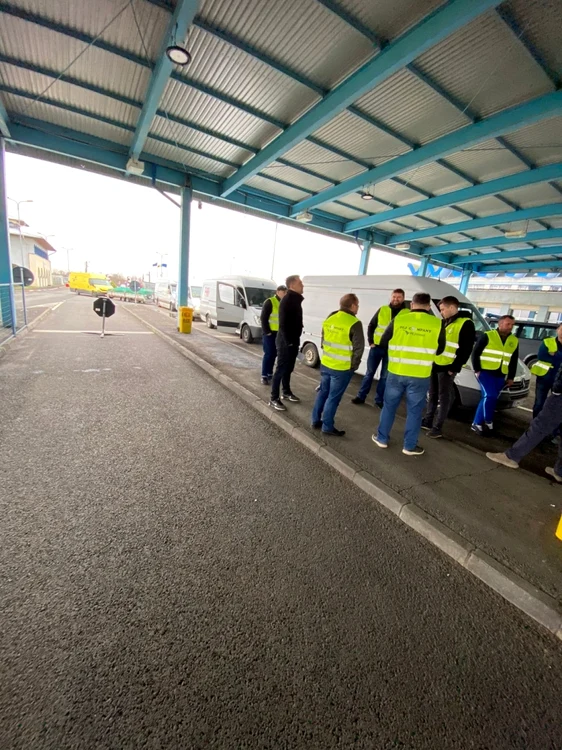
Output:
[434, 311, 476, 374]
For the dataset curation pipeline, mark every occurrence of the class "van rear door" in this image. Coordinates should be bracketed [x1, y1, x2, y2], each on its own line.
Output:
[216, 281, 243, 331]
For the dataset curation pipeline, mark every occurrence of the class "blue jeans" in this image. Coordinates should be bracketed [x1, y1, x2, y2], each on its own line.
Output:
[376, 373, 430, 450]
[507, 392, 562, 475]
[261, 333, 277, 378]
[473, 371, 505, 425]
[312, 365, 353, 432]
[356, 345, 387, 404]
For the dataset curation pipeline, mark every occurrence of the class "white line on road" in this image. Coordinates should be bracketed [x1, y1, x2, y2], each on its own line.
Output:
[516, 405, 533, 412]
[35, 330, 154, 334]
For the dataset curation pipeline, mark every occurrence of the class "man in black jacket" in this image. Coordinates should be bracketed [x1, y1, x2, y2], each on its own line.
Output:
[486, 362, 562, 482]
[260, 284, 287, 385]
[422, 296, 476, 438]
[269, 275, 304, 411]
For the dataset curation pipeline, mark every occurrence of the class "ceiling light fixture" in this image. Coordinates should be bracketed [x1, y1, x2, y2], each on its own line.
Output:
[503, 228, 527, 239]
[166, 44, 191, 66]
[360, 191, 374, 201]
[395, 242, 411, 250]
[295, 210, 313, 223]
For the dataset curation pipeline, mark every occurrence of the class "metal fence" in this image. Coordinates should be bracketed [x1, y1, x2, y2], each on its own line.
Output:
[0, 282, 27, 345]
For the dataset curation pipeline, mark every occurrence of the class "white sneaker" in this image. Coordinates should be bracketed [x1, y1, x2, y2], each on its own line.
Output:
[545, 467, 562, 483]
[371, 434, 388, 449]
[486, 452, 518, 469]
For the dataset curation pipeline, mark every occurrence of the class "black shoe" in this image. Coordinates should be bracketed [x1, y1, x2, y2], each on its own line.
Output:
[311, 421, 322, 429]
[322, 428, 346, 437]
[282, 393, 300, 403]
[402, 445, 425, 456]
[268, 399, 287, 411]
[427, 428, 443, 439]
[351, 397, 365, 405]
[261, 376, 270, 385]
[421, 421, 432, 431]
[374, 401, 383, 409]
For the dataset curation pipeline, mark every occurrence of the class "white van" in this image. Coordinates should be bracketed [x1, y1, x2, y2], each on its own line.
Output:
[300, 274, 530, 410]
[199, 275, 277, 343]
[154, 281, 202, 318]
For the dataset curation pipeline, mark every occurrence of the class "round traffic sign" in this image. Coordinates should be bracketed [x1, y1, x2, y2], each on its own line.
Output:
[93, 297, 116, 318]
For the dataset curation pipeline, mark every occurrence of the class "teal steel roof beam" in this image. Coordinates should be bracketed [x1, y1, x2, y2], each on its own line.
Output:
[6, 117, 374, 242]
[421, 229, 562, 256]
[0, 95, 9, 136]
[455, 245, 562, 264]
[129, 0, 199, 161]
[291, 91, 562, 214]
[314, 0, 381, 45]
[345, 163, 562, 232]
[220, 0, 502, 197]
[390, 204, 562, 244]
[482, 260, 562, 273]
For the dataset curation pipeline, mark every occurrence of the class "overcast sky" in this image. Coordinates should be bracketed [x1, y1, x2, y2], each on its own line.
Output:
[6, 152, 411, 284]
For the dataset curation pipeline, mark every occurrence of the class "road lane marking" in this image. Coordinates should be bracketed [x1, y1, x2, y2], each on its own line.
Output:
[516, 405, 533, 412]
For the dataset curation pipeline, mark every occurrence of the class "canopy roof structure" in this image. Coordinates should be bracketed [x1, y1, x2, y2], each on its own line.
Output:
[0, 0, 561, 274]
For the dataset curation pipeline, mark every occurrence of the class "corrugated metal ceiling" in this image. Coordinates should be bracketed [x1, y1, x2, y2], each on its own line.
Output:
[397, 162, 472, 196]
[501, 117, 562, 167]
[330, 0, 446, 43]
[444, 139, 526, 182]
[508, 0, 562, 83]
[500, 181, 562, 209]
[282, 140, 365, 183]
[197, 0, 374, 90]
[150, 115, 251, 165]
[144, 136, 233, 177]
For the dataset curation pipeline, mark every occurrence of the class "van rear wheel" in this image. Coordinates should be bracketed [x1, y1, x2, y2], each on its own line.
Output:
[302, 342, 320, 368]
[241, 324, 253, 344]
[206, 314, 215, 329]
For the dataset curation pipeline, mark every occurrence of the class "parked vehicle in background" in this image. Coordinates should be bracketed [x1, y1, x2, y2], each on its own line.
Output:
[154, 281, 202, 318]
[486, 315, 558, 368]
[301, 274, 530, 411]
[68, 271, 112, 295]
[199, 275, 277, 342]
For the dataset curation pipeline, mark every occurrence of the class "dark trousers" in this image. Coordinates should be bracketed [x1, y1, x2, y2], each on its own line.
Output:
[356, 345, 387, 405]
[261, 333, 277, 378]
[424, 370, 455, 430]
[533, 378, 552, 418]
[312, 365, 353, 431]
[507, 392, 562, 475]
[271, 339, 298, 400]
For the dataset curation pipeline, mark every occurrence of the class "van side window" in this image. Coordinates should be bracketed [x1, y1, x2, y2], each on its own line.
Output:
[218, 283, 235, 305]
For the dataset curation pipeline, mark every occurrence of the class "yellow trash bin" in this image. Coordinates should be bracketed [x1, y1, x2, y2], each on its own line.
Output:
[178, 306, 193, 334]
[556, 514, 562, 542]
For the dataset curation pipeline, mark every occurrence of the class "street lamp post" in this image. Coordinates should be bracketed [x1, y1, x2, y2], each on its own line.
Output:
[7, 197, 33, 325]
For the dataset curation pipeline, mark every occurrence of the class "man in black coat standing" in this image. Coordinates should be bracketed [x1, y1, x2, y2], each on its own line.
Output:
[269, 274, 304, 411]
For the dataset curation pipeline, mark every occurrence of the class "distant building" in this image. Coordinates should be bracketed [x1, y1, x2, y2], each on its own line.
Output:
[8, 219, 56, 288]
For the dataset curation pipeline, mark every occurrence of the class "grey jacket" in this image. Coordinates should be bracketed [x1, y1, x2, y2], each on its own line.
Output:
[322, 309, 365, 371]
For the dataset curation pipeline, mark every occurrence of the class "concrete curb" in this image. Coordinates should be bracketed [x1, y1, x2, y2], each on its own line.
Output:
[0, 303, 60, 358]
[124, 305, 562, 640]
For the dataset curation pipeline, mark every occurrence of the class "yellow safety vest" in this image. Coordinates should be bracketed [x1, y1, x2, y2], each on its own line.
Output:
[434, 317, 470, 367]
[480, 330, 518, 375]
[268, 295, 280, 332]
[387, 311, 442, 378]
[530, 337, 557, 377]
[374, 305, 408, 345]
[321, 310, 357, 371]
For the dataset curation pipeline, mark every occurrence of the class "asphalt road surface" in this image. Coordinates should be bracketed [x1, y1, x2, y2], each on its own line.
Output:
[1, 296, 561, 750]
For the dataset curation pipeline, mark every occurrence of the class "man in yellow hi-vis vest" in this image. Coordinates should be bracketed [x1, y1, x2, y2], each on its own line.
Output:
[351, 288, 407, 407]
[471, 315, 519, 435]
[260, 285, 287, 385]
[372, 292, 445, 456]
[311, 294, 364, 436]
[530, 323, 562, 420]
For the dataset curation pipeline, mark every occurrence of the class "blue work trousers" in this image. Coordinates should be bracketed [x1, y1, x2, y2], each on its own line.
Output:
[473, 371, 506, 426]
[312, 365, 353, 432]
[261, 333, 277, 378]
[356, 345, 387, 405]
[376, 373, 430, 451]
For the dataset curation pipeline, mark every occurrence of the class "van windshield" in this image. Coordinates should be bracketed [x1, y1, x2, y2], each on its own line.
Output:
[89, 278, 109, 286]
[432, 299, 489, 333]
[190, 286, 202, 298]
[246, 287, 276, 307]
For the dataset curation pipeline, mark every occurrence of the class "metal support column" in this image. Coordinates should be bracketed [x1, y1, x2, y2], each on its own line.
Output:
[358, 239, 371, 275]
[419, 255, 430, 277]
[0, 137, 16, 334]
[459, 267, 472, 295]
[177, 184, 192, 313]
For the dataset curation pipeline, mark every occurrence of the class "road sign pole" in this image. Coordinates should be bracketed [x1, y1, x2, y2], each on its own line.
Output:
[101, 297, 106, 338]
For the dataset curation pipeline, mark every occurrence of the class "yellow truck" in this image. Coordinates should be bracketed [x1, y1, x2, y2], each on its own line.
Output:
[68, 272, 112, 296]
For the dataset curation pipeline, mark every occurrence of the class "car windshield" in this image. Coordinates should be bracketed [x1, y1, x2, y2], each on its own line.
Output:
[190, 286, 202, 298]
[245, 287, 275, 307]
[89, 278, 109, 286]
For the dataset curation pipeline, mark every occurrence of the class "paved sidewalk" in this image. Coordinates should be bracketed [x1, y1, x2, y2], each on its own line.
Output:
[129, 305, 562, 609]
